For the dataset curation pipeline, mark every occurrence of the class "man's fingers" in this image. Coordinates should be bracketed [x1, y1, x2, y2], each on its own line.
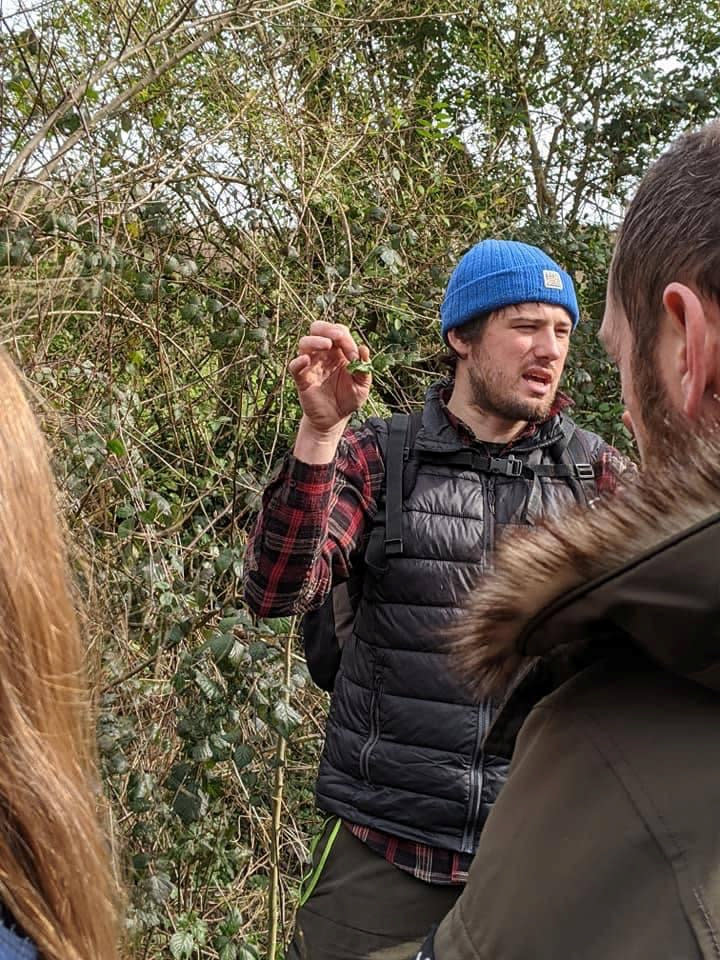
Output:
[309, 321, 359, 361]
[358, 344, 370, 362]
[289, 355, 311, 380]
[297, 335, 334, 355]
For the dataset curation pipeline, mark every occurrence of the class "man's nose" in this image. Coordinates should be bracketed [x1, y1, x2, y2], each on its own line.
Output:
[533, 330, 562, 361]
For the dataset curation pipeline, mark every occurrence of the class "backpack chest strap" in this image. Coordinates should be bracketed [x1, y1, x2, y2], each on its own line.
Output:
[416, 448, 593, 482]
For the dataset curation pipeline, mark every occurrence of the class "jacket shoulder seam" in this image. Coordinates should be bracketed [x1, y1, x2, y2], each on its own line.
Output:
[694, 888, 720, 959]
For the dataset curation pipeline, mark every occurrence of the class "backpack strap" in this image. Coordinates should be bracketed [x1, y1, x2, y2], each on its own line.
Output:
[531, 418, 597, 504]
[401, 409, 424, 499]
[301, 411, 421, 686]
[364, 409, 423, 573]
[565, 424, 599, 504]
[366, 412, 597, 577]
[300, 590, 343, 691]
[414, 418, 597, 502]
[384, 413, 409, 558]
[417, 448, 527, 476]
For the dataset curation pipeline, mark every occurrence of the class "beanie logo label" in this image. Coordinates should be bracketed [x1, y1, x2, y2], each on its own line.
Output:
[543, 269, 563, 290]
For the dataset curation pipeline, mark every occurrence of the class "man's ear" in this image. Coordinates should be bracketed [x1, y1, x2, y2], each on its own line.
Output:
[662, 283, 710, 420]
[446, 328, 470, 359]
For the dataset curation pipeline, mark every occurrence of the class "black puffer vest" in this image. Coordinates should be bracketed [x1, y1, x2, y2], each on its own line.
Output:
[315, 383, 608, 853]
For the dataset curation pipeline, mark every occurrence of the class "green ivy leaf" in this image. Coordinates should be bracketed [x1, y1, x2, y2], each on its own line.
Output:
[215, 548, 235, 574]
[147, 871, 174, 904]
[106, 437, 126, 456]
[209, 633, 234, 662]
[262, 616, 292, 635]
[127, 771, 155, 813]
[248, 641, 270, 661]
[219, 907, 244, 937]
[219, 610, 253, 631]
[238, 944, 260, 960]
[172, 784, 208, 824]
[346, 359, 373, 374]
[233, 744, 254, 769]
[377, 245, 404, 273]
[270, 700, 302, 739]
[194, 670, 223, 701]
[169, 931, 194, 959]
[165, 762, 192, 792]
[191, 738, 213, 761]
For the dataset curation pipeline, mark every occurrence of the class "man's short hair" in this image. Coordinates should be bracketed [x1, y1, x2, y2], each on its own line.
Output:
[442, 311, 490, 370]
[610, 120, 720, 362]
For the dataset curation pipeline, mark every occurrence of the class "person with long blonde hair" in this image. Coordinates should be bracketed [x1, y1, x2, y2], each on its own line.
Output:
[0, 349, 120, 959]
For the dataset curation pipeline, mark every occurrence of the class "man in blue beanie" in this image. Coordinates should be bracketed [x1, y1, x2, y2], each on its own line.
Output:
[244, 239, 630, 959]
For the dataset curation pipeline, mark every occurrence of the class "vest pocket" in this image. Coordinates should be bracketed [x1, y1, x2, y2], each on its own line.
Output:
[359, 670, 383, 785]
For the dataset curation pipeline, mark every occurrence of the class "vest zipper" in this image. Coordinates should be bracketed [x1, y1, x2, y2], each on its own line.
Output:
[461, 476, 496, 851]
[484, 475, 496, 562]
[359, 672, 383, 785]
[461, 698, 491, 852]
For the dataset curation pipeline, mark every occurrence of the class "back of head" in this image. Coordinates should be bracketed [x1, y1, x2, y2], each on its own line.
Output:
[0, 351, 119, 959]
[610, 121, 720, 368]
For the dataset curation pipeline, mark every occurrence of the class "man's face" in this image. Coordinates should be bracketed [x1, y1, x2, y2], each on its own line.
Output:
[458, 303, 572, 423]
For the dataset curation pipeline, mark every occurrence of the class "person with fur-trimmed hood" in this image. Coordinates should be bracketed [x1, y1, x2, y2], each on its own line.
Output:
[416, 121, 720, 960]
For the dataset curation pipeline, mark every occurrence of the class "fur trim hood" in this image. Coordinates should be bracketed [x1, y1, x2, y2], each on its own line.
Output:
[455, 434, 720, 698]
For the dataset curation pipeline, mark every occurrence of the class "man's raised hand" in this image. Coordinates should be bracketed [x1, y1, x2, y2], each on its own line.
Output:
[289, 321, 372, 435]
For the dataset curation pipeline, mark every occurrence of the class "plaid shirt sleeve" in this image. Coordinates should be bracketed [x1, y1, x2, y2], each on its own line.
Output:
[243, 424, 385, 618]
[594, 444, 638, 496]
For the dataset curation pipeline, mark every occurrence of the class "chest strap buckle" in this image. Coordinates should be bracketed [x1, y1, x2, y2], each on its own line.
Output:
[489, 456, 524, 477]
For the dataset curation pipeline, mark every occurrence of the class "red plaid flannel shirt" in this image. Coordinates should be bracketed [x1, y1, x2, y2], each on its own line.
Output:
[244, 387, 630, 884]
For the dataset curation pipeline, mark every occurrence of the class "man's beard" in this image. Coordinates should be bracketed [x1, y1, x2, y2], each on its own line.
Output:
[468, 364, 557, 423]
[632, 357, 689, 466]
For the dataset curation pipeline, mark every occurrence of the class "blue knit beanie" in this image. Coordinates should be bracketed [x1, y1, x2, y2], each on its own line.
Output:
[440, 239, 580, 342]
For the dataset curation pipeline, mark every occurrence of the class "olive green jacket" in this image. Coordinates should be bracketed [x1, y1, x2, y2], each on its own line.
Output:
[434, 437, 720, 960]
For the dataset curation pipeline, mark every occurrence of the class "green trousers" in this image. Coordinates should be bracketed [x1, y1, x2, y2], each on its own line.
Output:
[286, 820, 462, 960]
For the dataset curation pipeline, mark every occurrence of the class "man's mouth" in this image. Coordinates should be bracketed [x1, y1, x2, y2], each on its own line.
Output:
[522, 368, 553, 389]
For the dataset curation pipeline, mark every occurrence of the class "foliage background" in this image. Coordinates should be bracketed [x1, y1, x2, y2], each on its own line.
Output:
[0, 1, 718, 955]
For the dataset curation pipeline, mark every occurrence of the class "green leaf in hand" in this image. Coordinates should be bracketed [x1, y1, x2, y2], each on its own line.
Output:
[346, 359, 373, 374]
